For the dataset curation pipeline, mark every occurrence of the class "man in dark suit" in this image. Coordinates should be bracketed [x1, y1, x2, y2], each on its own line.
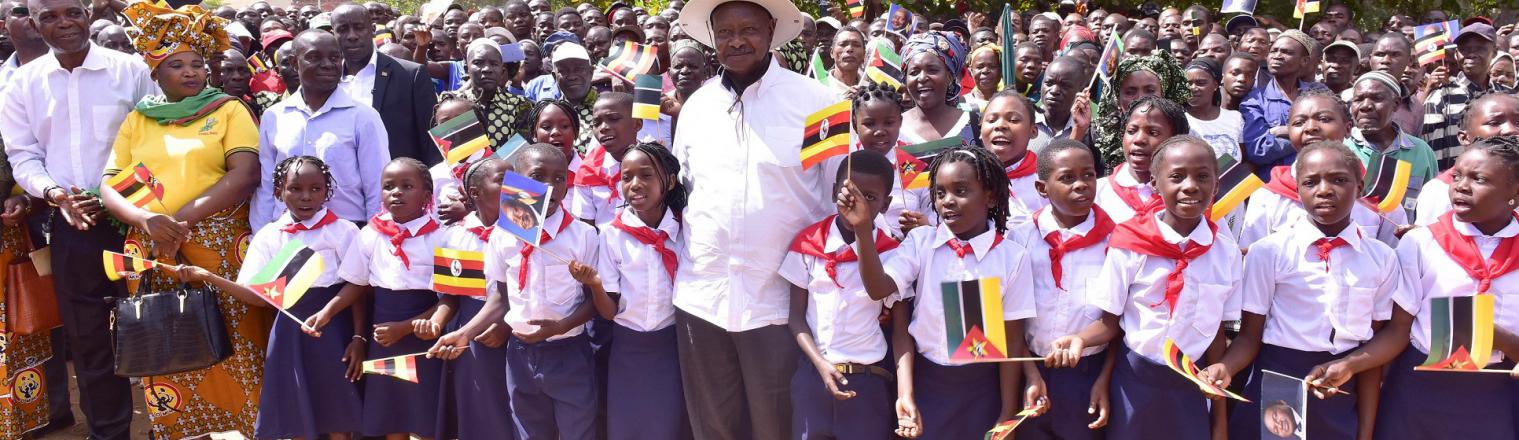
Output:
[331, 3, 439, 165]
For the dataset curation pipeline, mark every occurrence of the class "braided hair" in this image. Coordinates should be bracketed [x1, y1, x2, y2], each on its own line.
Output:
[852, 81, 906, 113]
[926, 145, 1012, 234]
[272, 155, 335, 202]
[626, 141, 687, 215]
[1471, 135, 1519, 181]
[462, 157, 507, 210]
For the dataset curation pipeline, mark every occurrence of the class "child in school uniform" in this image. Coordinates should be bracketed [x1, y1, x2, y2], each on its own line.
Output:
[1240, 91, 1405, 250]
[308, 158, 453, 439]
[980, 90, 1049, 227]
[178, 156, 365, 440]
[1201, 141, 1403, 440]
[569, 92, 642, 227]
[531, 99, 586, 171]
[1012, 139, 1115, 440]
[568, 142, 692, 440]
[1414, 93, 1519, 226]
[1093, 96, 1191, 224]
[488, 143, 601, 440]
[1048, 135, 1242, 440]
[431, 97, 491, 225]
[823, 83, 923, 237]
[1376, 137, 1519, 440]
[850, 146, 1038, 440]
[783, 151, 902, 440]
[432, 157, 517, 440]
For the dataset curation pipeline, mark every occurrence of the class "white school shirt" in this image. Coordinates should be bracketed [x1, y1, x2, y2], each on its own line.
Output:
[436, 215, 499, 301]
[237, 208, 359, 289]
[428, 162, 465, 211]
[1242, 220, 1400, 354]
[337, 212, 443, 290]
[1093, 164, 1156, 224]
[1238, 187, 1405, 250]
[568, 145, 623, 228]
[819, 147, 911, 238]
[1007, 209, 1110, 357]
[1395, 216, 1519, 364]
[778, 216, 902, 365]
[1413, 178, 1450, 226]
[596, 207, 682, 332]
[1006, 158, 1050, 227]
[487, 208, 600, 340]
[1089, 212, 1244, 363]
[881, 222, 1037, 366]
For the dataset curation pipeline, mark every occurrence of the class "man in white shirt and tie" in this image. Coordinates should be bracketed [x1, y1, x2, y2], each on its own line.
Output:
[671, 0, 835, 438]
[0, 0, 155, 438]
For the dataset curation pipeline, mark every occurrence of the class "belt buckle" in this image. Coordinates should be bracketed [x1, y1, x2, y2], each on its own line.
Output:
[833, 363, 853, 375]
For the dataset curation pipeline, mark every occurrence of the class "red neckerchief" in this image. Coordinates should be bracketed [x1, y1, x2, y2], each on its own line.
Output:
[1109, 164, 1158, 213]
[572, 144, 621, 204]
[1313, 236, 1350, 273]
[282, 209, 339, 234]
[1437, 169, 1454, 184]
[466, 219, 492, 243]
[1429, 211, 1519, 293]
[368, 214, 440, 268]
[1005, 150, 1038, 181]
[518, 210, 575, 290]
[610, 210, 679, 283]
[788, 215, 901, 288]
[1108, 212, 1218, 317]
[1262, 166, 1300, 202]
[944, 230, 1005, 260]
[1036, 207, 1115, 291]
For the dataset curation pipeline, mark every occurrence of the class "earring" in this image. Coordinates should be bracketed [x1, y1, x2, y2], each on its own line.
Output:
[1510, 200, 1517, 207]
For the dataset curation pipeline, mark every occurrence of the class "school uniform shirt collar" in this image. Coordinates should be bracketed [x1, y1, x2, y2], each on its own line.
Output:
[542, 208, 568, 240]
[931, 221, 1000, 259]
[617, 206, 680, 238]
[1453, 215, 1519, 239]
[280, 207, 334, 229]
[1114, 163, 1145, 188]
[1288, 217, 1366, 253]
[1036, 207, 1096, 239]
[379, 211, 436, 235]
[1153, 211, 1214, 247]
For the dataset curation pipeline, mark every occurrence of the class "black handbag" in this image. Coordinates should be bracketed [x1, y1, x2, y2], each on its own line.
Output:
[111, 265, 233, 377]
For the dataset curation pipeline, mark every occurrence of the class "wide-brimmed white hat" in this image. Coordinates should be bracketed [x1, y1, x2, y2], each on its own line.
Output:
[677, 0, 802, 50]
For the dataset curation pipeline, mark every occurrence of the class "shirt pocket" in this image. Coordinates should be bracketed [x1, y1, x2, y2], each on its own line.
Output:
[1188, 282, 1232, 338]
[1332, 285, 1378, 343]
[541, 260, 579, 306]
[754, 124, 804, 169]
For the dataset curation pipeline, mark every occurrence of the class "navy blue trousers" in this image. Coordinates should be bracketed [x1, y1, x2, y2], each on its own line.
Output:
[790, 357, 893, 440]
[506, 333, 597, 440]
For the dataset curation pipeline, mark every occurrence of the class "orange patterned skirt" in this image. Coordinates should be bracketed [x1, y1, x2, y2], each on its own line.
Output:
[0, 223, 52, 439]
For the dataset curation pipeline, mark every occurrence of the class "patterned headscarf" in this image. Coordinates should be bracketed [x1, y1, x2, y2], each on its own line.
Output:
[901, 30, 968, 104]
[122, 2, 230, 71]
[1093, 52, 1192, 170]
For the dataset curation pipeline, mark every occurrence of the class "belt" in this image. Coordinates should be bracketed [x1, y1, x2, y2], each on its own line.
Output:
[834, 362, 894, 382]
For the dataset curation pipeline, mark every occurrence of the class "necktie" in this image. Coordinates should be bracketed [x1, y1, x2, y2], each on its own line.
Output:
[944, 234, 1003, 260]
[468, 225, 492, 243]
[1312, 237, 1348, 273]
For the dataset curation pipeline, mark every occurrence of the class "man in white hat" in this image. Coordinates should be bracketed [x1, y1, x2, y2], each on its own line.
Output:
[671, 0, 835, 438]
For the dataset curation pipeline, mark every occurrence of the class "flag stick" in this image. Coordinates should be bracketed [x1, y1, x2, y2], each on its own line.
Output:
[983, 357, 1047, 362]
[366, 351, 432, 363]
[168, 264, 322, 335]
[1413, 367, 1517, 374]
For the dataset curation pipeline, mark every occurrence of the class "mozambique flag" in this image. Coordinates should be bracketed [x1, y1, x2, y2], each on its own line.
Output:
[801, 101, 852, 170]
[998, 3, 1015, 89]
[632, 74, 662, 120]
[105, 163, 164, 209]
[1211, 155, 1262, 221]
[1163, 339, 1250, 401]
[1362, 155, 1413, 213]
[1414, 22, 1450, 66]
[1292, 0, 1319, 19]
[246, 241, 323, 310]
[865, 39, 903, 88]
[601, 41, 658, 82]
[433, 248, 487, 297]
[431, 111, 492, 166]
[1418, 295, 1497, 371]
[984, 406, 1040, 440]
[942, 277, 1009, 363]
[846, 0, 864, 18]
[362, 353, 420, 383]
[899, 137, 962, 190]
[102, 251, 157, 281]
[810, 49, 829, 86]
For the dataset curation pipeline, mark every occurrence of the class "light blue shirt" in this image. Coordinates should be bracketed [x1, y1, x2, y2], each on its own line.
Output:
[524, 74, 563, 102]
[255, 90, 391, 230]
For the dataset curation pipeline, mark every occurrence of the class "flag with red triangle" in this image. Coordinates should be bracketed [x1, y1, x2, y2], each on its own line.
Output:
[942, 277, 1010, 363]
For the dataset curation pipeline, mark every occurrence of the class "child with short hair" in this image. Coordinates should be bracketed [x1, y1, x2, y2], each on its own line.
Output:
[980, 90, 1050, 227]
[1048, 135, 1242, 440]
[569, 92, 643, 227]
[850, 146, 1037, 440]
[784, 151, 902, 440]
[1093, 96, 1191, 224]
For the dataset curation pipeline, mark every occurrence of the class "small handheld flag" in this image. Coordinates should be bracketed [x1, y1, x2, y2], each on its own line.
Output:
[1414, 22, 1452, 66]
[1417, 295, 1497, 372]
[600, 40, 658, 82]
[498, 172, 552, 247]
[1221, 0, 1257, 14]
[801, 101, 853, 170]
[632, 74, 663, 120]
[362, 352, 422, 383]
[899, 137, 963, 190]
[810, 48, 830, 86]
[433, 248, 488, 297]
[248, 53, 270, 72]
[1211, 155, 1263, 221]
[1292, 0, 1319, 20]
[942, 277, 1010, 363]
[105, 163, 166, 210]
[865, 38, 904, 88]
[1163, 338, 1250, 401]
[373, 30, 395, 46]
[984, 406, 1042, 440]
[999, 4, 1015, 90]
[846, 0, 864, 18]
[430, 111, 493, 166]
[1087, 30, 1124, 92]
[245, 241, 323, 310]
[1362, 155, 1413, 213]
[491, 133, 529, 162]
[102, 251, 157, 281]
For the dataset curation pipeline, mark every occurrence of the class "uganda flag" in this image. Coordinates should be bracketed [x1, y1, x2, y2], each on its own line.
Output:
[433, 248, 487, 297]
[865, 39, 903, 89]
[942, 277, 1009, 363]
[632, 74, 662, 120]
[984, 406, 1040, 440]
[1417, 295, 1497, 371]
[431, 110, 492, 166]
[846, 0, 864, 18]
[105, 163, 164, 209]
[600, 41, 658, 82]
[899, 137, 962, 190]
[362, 353, 420, 383]
[1163, 338, 1250, 401]
[1414, 22, 1450, 66]
[1362, 154, 1412, 213]
[373, 30, 395, 46]
[801, 101, 852, 170]
[1211, 155, 1262, 222]
[246, 241, 324, 310]
[248, 53, 270, 72]
[102, 251, 157, 281]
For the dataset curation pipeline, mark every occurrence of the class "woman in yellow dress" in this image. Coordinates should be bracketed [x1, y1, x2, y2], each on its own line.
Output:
[99, 3, 269, 439]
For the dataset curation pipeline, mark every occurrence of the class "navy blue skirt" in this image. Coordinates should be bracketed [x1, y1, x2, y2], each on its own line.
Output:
[1227, 344, 1358, 440]
[1108, 345, 1210, 440]
[254, 284, 363, 439]
[1022, 351, 1106, 440]
[435, 298, 514, 440]
[1374, 346, 1516, 440]
[361, 287, 443, 437]
[607, 323, 692, 440]
[913, 353, 1000, 440]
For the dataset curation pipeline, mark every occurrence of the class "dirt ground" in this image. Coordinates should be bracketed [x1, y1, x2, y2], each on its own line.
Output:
[35, 362, 156, 440]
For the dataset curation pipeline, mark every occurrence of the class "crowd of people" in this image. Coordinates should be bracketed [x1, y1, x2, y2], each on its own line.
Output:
[0, 0, 1515, 438]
